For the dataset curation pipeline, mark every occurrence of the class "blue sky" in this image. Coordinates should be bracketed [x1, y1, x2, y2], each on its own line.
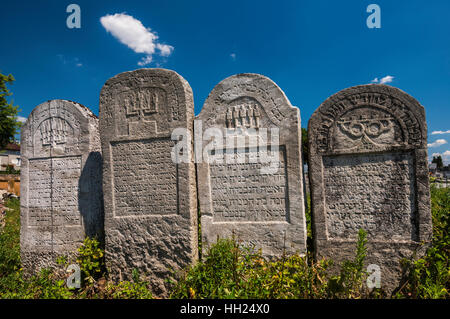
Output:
[1, 0, 449, 163]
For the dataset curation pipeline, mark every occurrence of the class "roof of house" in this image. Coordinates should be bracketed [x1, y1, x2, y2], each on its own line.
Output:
[2, 143, 20, 152]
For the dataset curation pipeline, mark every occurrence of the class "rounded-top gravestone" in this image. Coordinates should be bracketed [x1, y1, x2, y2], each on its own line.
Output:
[196, 73, 307, 257]
[20, 99, 103, 275]
[308, 84, 432, 293]
[99, 68, 197, 296]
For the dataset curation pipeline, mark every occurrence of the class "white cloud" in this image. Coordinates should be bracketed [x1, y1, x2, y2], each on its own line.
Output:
[432, 130, 450, 135]
[100, 13, 173, 66]
[371, 75, 394, 84]
[57, 54, 83, 67]
[442, 150, 450, 164]
[156, 43, 173, 57]
[430, 150, 450, 165]
[380, 75, 394, 84]
[137, 55, 152, 66]
[432, 152, 441, 157]
[428, 139, 448, 148]
[230, 53, 236, 61]
[17, 116, 27, 124]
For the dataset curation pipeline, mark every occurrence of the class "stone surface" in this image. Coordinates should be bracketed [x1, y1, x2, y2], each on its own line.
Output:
[196, 73, 307, 257]
[20, 100, 103, 274]
[308, 84, 432, 293]
[99, 68, 197, 295]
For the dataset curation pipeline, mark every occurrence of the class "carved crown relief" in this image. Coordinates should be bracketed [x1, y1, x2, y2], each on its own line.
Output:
[40, 117, 69, 147]
[32, 115, 79, 157]
[38, 117, 73, 148]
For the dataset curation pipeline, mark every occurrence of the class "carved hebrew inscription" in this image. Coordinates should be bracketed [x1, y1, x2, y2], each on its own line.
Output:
[323, 152, 417, 241]
[209, 147, 288, 222]
[111, 138, 178, 217]
[238, 230, 287, 251]
[27, 156, 82, 245]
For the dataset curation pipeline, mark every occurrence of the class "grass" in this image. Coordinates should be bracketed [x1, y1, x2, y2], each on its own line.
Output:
[0, 185, 448, 299]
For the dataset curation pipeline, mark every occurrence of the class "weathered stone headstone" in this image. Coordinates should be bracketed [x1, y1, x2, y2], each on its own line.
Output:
[196, 73, 307, 257]
[99, 68, 197, 295]
[20, 100, 103, 274]
[308, 84, 432, 292]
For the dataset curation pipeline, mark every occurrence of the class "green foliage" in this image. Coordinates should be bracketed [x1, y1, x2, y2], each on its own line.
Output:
[395, 185, 449, 299]
[0, 198, 73, 299]
[0, 184, 448, 299]
[76, 237, 105, 283]
[0, 164, 19, 175]
[432, 156, 444, 170]
[327, 229, 370, 298]
[301, 128, 308, 164]
[0, 72, 22, 148]
[0, 197, 23, 298]
[105, 278, 153, 299]
[0, 198, 152, 299]
[0, 198, 21, 277]
[170, 231, 374, 299]
[1, 269, 74, 299]
[305, 192, 312, 245]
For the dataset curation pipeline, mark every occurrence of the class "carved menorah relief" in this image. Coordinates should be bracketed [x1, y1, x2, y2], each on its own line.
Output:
[225, 99, 261, 129]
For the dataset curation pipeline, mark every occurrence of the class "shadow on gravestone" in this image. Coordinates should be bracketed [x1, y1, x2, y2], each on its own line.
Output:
[78, 151, 104, 243]
[308, 84, 432, 295]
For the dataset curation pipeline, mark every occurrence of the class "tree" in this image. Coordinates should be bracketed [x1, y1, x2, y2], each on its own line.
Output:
[301, 127, 309, 165]
[0, 72, 21, 148]
[432, 156, 444, 170]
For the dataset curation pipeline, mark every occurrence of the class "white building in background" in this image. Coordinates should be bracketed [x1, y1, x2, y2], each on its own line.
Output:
[0, 143, 21, 171]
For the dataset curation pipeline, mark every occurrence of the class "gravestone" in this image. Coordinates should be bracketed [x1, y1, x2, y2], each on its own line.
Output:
[99, 68, 197, 295]
[196, 73, 307, 257]
[20, 100, 103, 274]
[308, 84, 432, 293]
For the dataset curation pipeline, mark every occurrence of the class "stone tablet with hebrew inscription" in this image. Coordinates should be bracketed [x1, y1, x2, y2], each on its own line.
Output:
[308, 84, 432, 293]
[20, 100, 103, 274]
[99, 68, 197, 295]
[196, 73, 307, 257]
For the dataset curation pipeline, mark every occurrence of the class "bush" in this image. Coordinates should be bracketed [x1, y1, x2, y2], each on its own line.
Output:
[169, 232, 371, 299]
[0, 197, 20, 276]
[76, 237, 106, 284]
[0, 198, 153, 299]
[327, 229, 373, 299]
[0, 184, 448, 299]
[395, 185, 449, 299]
